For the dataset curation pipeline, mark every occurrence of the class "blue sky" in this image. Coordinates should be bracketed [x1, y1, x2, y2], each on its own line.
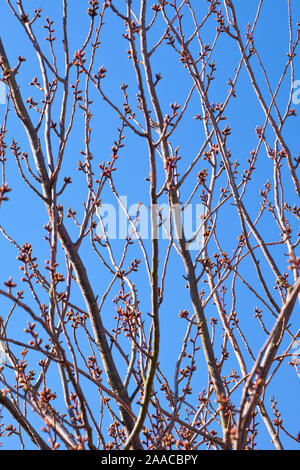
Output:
[0, 0, 299, 450]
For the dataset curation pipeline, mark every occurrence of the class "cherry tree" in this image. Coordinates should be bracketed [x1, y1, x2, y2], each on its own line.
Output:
[0, 0, 299, 450]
